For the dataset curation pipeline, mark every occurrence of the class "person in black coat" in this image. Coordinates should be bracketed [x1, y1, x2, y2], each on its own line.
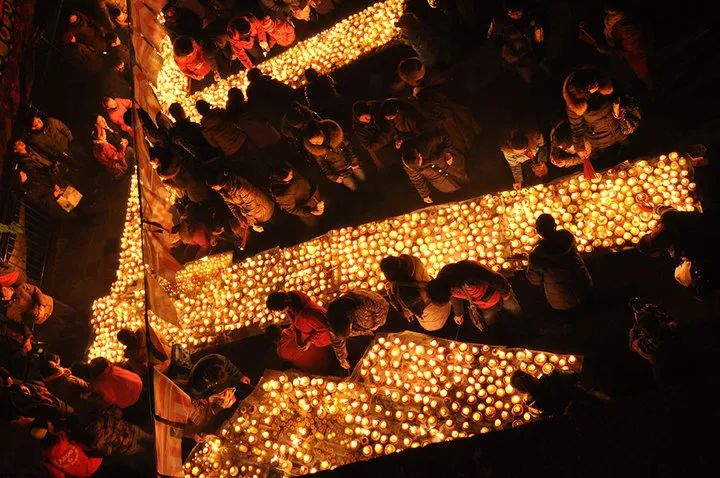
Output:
[381, 98, 427, 151]
[302, 119, 365, 190]
[104, 32, 129, 66]
[269, 162, 324, 225]
[161, 3, 204, 40]
[400, 130, 467, 203]
[149, 145, 209, 204]
[303, 67, 348, 125]
[187, 354, 251, 399]
[351, 100, 395, 171]
[246, 68, 297, 126]
[168, 103, 221, 166]
[66, 11, 106, 53]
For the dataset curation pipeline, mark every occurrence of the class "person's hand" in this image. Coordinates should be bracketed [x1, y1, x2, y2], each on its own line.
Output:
[18, 171, 27, 183]
[445, 153, 454, 166]
[193, 434, 205, 443]
[240, 376, 251, 385]
[596, 45, 608, 54]
[422, 196, 433, 204]
[339, 359, 351, 369]
[454, 315, 464, 325]
[259, 41, 269, 51]
[513, 182, 522, 191]
[252, 224, 264, 233]
[335, 177, 345, 183]
[395, 138, 403, 149]
[53, 184, 63, 198]
[120, 138, 129, 147]
[612, 100, 621, 119]
[213, 71, 221, 82]
[577, 149, 590, 160]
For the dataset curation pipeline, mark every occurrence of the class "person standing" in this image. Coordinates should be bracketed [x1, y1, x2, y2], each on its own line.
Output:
[326, 290, 389, 369]
[207, 171, 276, 233]
[526, 214, 593, 311]
[266, 291, 332, 374]
[428, 260, 520, 331]
[268, 162, 325, 223]
[500, 129, 548, 190]
[26, 115, 73, 160]
[351, 100, 395, 171]
[302, 119, 365, 190]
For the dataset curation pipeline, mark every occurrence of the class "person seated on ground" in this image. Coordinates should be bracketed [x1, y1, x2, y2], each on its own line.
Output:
[303, 119, 365, 190]
[117, 325, 172, 375]
[487, 0, 544, 84]
[326, 290, 389, 369]
[1, 280, 54, 326]
[196, 100, 252, 160]
[104, 31, 129, 65]
[102, 97, 133, 136]
[187, 353, 251, 399]
[563, 68, 640, 160]
[512, 370, 609, 417]
[61, 33, 104, 81]
[428, 260, 520, 332]
[27, 114, 74, 161]
[92, 125, 128, 178]
[269, 162, 325, 221]
[381, 254, 451, 331]
[149, 145, 209, 204]
[501, 128, 548, 190]
[397, 57, 480, 153]
[401, 130, 468, 204]
[549, 119, 589, 169]
[246, 68, 297, 126]
[381, 98, 426, 150]
[66, 10, 106, 52]
[0, 368, 73, 421]
[30, 418, 103, 478]
[161, 3, 203, 40]
[351, 100, 395, 171]
[266, 291, 333, 374]
[303, 68, 347, 124]
[207, 169, 276, 233]
[281, 101, 320, 151]
[526, 214, 593, 311]
[71, 357, 142, 409]
[174, 35, 215, 81]
[226, 13, 270, 70]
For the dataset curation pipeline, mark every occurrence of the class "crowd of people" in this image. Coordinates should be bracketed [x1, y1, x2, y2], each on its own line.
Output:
[1, 0, 719, 475]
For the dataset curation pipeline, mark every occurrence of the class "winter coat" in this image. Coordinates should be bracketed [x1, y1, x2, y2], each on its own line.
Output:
[106, 43, 130, 66]
[227, 14, 267, 69]
[303, 120, 359, 181]
[82, 406, 150, 456]
[260, 16, 296, 47]
[174, 42, 212, 80]
[284, 291, 332, 347]
[17, 146, 56, 178]
[106, 98, 133, 135]
[43, 432, 103, 478]
[42, 368, 100, 416]
[234, 114, 282, 150]
[5, 283, 54, 325]
[403, 130, 468, 198]
[246, 74, 297, 125]
[277, 326, 331, 374]
[0, 379, 72, 421]
[156, 152, 209, 203]
[67, 12, 106, 52]
[220, 176, 275, 225]
[28, 118, 73, 158]
[270, 174, 321, 216]
[63, 42, 104, 80]
[93, 141, 127, 177]
[304, 75, 345, 121]
[526, 229, 593, 310]
[188, 354, 246, 398]
[386, 254, 432, 320]
[436, 260, 510, 313]
[200, 109, 248, 156]
[563, 73, 625, 152]
[388, 100, 426, 144]
[170, 119, 219, 163]
[164, 7, 203, 40]
[352, 102, 394, 153]
[489, 14, 540, 66]
[604, 14, 652, 88]
[90, 363, 143, 409]
[501, 130, 546, 184]
[330, 290, 389, 362]
[281, 103, 320, 141]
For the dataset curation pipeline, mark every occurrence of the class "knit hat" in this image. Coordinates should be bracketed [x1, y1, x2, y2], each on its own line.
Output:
[397, 57, 426, 86]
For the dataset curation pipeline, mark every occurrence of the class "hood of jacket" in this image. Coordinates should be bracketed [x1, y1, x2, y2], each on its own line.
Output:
[563, 74, 614, 116]
[303, 120, 343, 156]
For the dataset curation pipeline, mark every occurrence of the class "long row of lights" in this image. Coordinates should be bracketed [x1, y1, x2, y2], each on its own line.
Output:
[88, 153, 696, 362]
[183, 331, 582, 476]
[155, 0, 405, 121]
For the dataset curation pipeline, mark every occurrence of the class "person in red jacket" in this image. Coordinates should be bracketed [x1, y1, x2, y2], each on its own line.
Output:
[102, 97, 133, 136]
[31, 419, 103, 478]
[428, 260, 521, 331]
[173, 35, 213, 80]
[91, 125, 128, 178]
[266, 291, 332, 374]
[259, 16, 296, 47]
[72, 357, 143, 409]
[226, 14, 270, 70]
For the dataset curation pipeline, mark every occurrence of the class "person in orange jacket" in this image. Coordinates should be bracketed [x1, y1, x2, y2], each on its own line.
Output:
[173, 35, 213, 80]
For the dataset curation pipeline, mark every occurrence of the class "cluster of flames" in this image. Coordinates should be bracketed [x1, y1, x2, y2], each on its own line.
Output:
[183, 331, 582, 477]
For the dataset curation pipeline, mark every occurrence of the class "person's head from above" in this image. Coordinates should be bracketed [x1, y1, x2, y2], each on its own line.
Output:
[326, 296, 355, 338]
[13, 140, 28, 155]
[604, 0, 627, 16]
[195, 99, 212, 117]
[91, 125, 107, 143]
[173, 36, 195, 57]
[270, 162, 294, 183]
[70, 361, 92, 380]
[229, 16, 252, 40]
[68, 12, 79, 24]
[380, 255, 411, 282]
[381, 99, 400, 120]
[109, 7, 127, 24]
[304, 67, 320, 82]
[304, 122, 325, 146]
[199, 363, 228, 391]
[551, 121, 575, 153]
[535, 213, 557, 238]
[30, 115, 44, 131]
[426, 278, 451, 304]
[228, 87, 245, 103]
[103, 97, 118, 110]
[0, 367, 13, 387]
[504, 0, 526, 19]
[206, 169, 231, 191]
[247, 68, 262, 83]
[396, 12, 420, 29]
[117, 327, 140, 349]
[401, 139, 423, 167]
[161, 4, 177, 23]
[510, 370, 536, 393]
[397, 57, 426, 86]
[266, 291, 292, 312]
[264, 324, 282, 343]
[29, 418, 55, 441]
[105, 32, 121, 47]
[148, 145, 172, 170]
[506, 129, 529, 154]
[113, 59, 125, 72]
[168, 102, 186, 122]
[1, 285, 14, 301]
[352, 101, 372, 123]
[284, 106, 305, 128]
[568, 69, 600, 99]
